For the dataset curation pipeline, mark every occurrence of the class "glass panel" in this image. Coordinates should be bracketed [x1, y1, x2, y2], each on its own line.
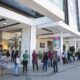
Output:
[48, 0, 63, 11]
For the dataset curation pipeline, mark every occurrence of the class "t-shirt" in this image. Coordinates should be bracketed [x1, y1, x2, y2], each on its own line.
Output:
[32, 53, 38, 63]
[23, 53, 29, 61]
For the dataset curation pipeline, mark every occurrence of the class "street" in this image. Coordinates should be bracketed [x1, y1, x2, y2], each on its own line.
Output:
[1, 61, 80, 80]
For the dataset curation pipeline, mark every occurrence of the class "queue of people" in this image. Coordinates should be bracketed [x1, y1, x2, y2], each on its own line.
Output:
[9, 49, 80, 76]
[14, 50, 58, 74]
[3, 48, 80, 76]
[0, 49, 58, 76]
[62, 49, 80, 64]
[22, 50, 59, 74]
[1, 48, 80, 77]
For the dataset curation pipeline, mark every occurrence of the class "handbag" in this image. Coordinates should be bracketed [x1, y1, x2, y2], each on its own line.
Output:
[21, 61, 23, 65]
[16, 57, 20, 64]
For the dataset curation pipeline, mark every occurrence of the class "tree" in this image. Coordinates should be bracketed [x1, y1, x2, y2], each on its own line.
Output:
[69, 46, 75, 53]
[8, 34, 21, 51]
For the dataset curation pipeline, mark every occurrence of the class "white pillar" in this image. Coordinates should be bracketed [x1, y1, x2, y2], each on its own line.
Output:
[60, 33, 63, 54]
[74, 38, 76, 52]
[29, 25, 37, 65]
[21, 27, 31, 61]
[60, 33, 63, 61]
[21, 25, 37, 65]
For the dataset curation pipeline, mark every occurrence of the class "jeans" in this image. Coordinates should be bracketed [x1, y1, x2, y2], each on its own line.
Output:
[32, 62, 38, 71]
[43, 60, 47, 71]
[23, 61, 28, 72]
[53, 61, 58, 72]
[48, 58, 52, 67]
[14, 64, 19, 75]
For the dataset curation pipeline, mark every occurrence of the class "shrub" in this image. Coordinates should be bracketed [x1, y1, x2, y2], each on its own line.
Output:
[69, 46, 75, 53]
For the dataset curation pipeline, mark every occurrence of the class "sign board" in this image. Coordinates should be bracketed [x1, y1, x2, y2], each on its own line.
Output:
[53, 37, 60, 49]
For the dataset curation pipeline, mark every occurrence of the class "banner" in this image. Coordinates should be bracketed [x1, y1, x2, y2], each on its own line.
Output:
[53, 37, 60, 49]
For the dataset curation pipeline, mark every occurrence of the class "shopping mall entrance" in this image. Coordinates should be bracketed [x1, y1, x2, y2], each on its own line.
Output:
[2, 30, 22, 51]
[0, 15, 26, 61]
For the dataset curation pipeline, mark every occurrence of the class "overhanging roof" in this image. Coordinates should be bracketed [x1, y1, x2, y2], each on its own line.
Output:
[16, 0, 64, 21]
[0, 0, 43, 18]
[38, 21, 80, 37]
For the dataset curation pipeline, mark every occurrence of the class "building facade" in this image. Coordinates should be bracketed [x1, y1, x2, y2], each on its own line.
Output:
[0, 0, 80, 64]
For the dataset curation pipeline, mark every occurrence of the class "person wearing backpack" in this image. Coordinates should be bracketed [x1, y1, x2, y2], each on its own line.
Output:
[23, 50, 29, 72]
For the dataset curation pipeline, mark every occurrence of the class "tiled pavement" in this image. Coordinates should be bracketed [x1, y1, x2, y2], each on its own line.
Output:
[1, 61, 80, 80]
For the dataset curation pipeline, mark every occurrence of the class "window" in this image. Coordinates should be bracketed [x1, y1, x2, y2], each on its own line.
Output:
[40, 43, 45, 48]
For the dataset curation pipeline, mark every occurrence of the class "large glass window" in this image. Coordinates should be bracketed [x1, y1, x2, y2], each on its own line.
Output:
[49, 0, 64, 11]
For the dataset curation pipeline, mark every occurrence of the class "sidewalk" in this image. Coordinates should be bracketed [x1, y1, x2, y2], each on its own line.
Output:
[0, 61, 80, 80]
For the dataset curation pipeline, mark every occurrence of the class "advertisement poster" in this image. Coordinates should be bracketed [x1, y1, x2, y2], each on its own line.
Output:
[53, 37, 60, 49]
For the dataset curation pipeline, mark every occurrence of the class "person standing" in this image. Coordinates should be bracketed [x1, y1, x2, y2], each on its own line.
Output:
[6, 50, 10, 60]
[23, 50, 29, 72]
[11, 50, 15, 62]
[67, 50, 71, 63]
[43, 52, 48, 71]
[32, 50, 38, 71]
[48, 51, 53, 67]
[0, 50, 2, 59]
[72, 52, 75, 61]
[13, 50, 20, 76]
[62, 50, 68, 64]
[62, 52, 66, 64]
[53, 51, 58, 73]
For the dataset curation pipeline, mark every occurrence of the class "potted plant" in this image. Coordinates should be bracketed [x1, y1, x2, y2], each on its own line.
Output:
[69, 46, 75, 61]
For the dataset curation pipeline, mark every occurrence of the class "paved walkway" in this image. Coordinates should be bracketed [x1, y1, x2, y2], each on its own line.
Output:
[1, 61, 80, 80]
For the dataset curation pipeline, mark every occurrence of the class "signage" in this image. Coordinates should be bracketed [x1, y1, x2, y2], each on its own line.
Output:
[53, 37, 60, 49]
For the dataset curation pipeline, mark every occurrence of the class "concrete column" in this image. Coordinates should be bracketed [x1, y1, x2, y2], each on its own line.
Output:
[0, 31, 2, 45]
[21, 27, 31, 61]
[21, 25, 37, 65]
[29, 25, 37, 65]
[60, 33, 63, 54]
[74, 38, 76, 52]
[60, 33, 63, 61]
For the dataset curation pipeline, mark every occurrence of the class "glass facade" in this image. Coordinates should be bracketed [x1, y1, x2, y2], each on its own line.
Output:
[49, 0, 64, 11]
[78, 0, 80, 31]
[75, 0, 80, 31]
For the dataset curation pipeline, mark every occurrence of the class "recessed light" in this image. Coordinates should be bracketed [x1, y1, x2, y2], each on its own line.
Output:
[3, 20, 6, 25]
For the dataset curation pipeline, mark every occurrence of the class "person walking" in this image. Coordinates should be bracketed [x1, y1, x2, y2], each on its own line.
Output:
[23, 50, 29, 72]
[32, 50, 38, 71]
[43, 52, 48, 71]
[53, 51, 58, 73]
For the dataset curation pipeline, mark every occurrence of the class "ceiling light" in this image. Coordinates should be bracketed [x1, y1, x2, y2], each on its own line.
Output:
[3, 20, 6, 25]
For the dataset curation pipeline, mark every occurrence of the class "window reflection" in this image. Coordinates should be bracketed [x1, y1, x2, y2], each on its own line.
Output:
[49, 0, 63, 11]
